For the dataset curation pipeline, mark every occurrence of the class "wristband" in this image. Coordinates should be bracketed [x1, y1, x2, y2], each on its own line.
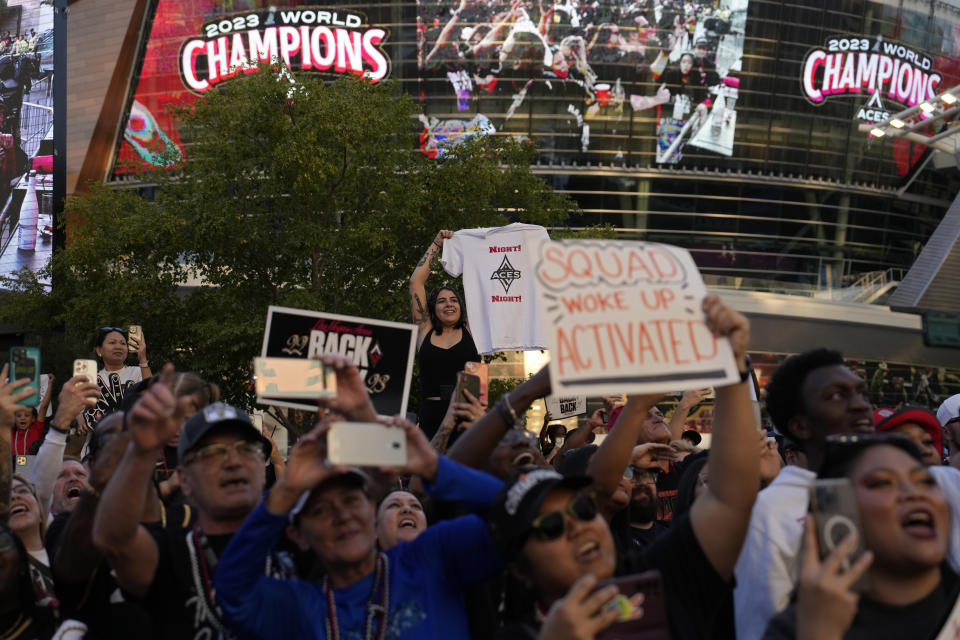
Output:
[499, 392, 521, 426]
[140, 362, 149, 368]
[49, 422, 69, 434]
[739, 368, 750, 383]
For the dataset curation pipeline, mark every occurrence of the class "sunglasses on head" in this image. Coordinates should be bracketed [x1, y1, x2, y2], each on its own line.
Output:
[528, 493, 598, 541]
[99, 326, 127, 336]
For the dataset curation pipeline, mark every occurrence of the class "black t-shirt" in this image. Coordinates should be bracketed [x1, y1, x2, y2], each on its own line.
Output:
[656, 464, 680, 522]
[764, 565, 960, 640]
[134, 524, 295, 639]
[630, 520, 670, 551]
[619, 513, 734, 640]
[0, 607, 57, 640]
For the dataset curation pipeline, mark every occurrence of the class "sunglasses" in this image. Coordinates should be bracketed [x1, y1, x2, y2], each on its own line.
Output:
[528, 493, 598, 541]
[99, 326, 128, 336]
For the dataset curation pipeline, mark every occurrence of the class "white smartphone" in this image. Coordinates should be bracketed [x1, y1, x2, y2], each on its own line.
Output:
[327, 422, 407, 467]
[251, 413, 263, 434]
[253, 357, 336, 402]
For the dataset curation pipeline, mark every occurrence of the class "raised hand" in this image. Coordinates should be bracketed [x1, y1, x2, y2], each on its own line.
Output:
[702, 294, 750, 368]
[316, 354, 377, 422]
[452, 389, 484, 427]
[0, 363, 37, 431]
[538, 574, 622, 640]
[678, 387, 711, 410]
[631, 442, 679, 469]
[796, 518, 873, 640]
[126, 364, 180, 454]
[381, 415, 439, 482]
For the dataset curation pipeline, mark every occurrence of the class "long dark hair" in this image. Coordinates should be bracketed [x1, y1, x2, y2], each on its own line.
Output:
[426, 286, 467, 335]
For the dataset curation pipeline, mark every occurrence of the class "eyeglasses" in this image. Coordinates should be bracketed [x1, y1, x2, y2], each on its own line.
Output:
[183, 440, 264, 466]
[529, 493, 598, 541]
[623, 466, 659, 484]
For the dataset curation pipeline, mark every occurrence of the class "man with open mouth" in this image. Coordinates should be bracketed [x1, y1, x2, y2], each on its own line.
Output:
[92, 368, 292, 640]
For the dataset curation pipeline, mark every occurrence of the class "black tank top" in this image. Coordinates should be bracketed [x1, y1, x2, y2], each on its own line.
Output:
[418, 328, 480, 397]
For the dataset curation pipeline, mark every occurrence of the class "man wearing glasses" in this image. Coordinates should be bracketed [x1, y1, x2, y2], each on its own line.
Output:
[622, 462, 666, 551]
[92, 373, 294, 640]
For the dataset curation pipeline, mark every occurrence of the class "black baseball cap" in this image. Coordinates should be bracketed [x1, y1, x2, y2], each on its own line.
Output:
[488, 469, 592, 557]
[177, 402, 271, 462]
[289, 468, 371, 523]
[682, 429, 703, 446]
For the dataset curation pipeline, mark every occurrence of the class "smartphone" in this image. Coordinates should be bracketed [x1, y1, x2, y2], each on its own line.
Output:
[464, 362, 489, 405]
[455, 371, 481, 405]
[595, 570, 669, 640]
[253, 357, 336, 402]
[809, 478, 869, 592]
[73, 359, 98, 385]
[9, 347, 40, 407]
[128, 325, 143, 353]
[251, 413, 263, 434]
[327, 422, 407, 467]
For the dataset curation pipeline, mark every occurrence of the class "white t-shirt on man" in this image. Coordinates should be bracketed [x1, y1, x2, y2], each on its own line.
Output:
[442, 223, 549, 354]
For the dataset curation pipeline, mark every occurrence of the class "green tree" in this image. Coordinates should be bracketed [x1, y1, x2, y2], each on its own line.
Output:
[0, 65, 586, 437]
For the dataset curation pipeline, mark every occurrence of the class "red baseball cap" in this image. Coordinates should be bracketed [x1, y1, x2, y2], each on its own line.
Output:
[875, 407, 942, 456]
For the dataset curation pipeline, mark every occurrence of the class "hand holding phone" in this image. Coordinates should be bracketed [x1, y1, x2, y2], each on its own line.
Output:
[254, 357, 336, 404]
[808, 478, 870, 593]
[455, 371, 481, 405]
[9, 347, 40, 407]
[595, 571, 669, 639]
[128, 325, 143, 353]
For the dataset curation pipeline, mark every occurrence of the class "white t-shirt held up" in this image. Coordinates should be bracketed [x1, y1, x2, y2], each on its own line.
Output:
[442, 223, 549, 354]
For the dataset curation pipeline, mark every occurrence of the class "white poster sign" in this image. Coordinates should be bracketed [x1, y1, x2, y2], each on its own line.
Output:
[533, 240, 740, 396]
[545, 395, 587, 419]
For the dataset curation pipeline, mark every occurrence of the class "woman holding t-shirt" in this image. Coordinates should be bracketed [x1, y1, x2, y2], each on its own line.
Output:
[410, 230, 480, 439]
[80, 327, 152, 431]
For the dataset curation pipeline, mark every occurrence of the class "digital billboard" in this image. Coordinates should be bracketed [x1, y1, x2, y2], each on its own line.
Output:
[0, 1, 54, 287]
[416, 0, 749, 163]
[113, 0, 393, 175]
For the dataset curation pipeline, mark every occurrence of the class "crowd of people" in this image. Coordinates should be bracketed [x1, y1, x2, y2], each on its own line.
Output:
[3, 230, 960, 640]
[0, 30, 42, 56]
[418, 0, 743, 158]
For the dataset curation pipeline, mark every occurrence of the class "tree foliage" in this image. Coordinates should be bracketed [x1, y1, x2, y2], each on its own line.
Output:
[0, 65, 588, 436]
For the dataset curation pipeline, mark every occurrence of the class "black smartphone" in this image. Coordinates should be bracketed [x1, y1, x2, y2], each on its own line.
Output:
[455, 371, 480, 404]
[809, 478, 869, 592]
[595, 570, 669, 640]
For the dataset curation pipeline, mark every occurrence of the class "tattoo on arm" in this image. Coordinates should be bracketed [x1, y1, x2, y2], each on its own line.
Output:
[416, 243, 439, 269]
[411, 293, 429, 324]
[430, 419, 456, 454]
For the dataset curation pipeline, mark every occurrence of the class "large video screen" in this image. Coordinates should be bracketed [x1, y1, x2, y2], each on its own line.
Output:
[416, 0, 749, 163]
[113, 0, 393, 175]
[0, 1, 54, 287]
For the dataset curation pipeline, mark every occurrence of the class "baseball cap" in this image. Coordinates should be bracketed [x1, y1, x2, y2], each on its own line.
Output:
[177, 402, 271, 462]
[488, 469, 593, 556]
[682, 429, 702, 446]
[875, 406, 942, 455]
[937, 394, 960, 428]
[289, 468, 370, 523]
